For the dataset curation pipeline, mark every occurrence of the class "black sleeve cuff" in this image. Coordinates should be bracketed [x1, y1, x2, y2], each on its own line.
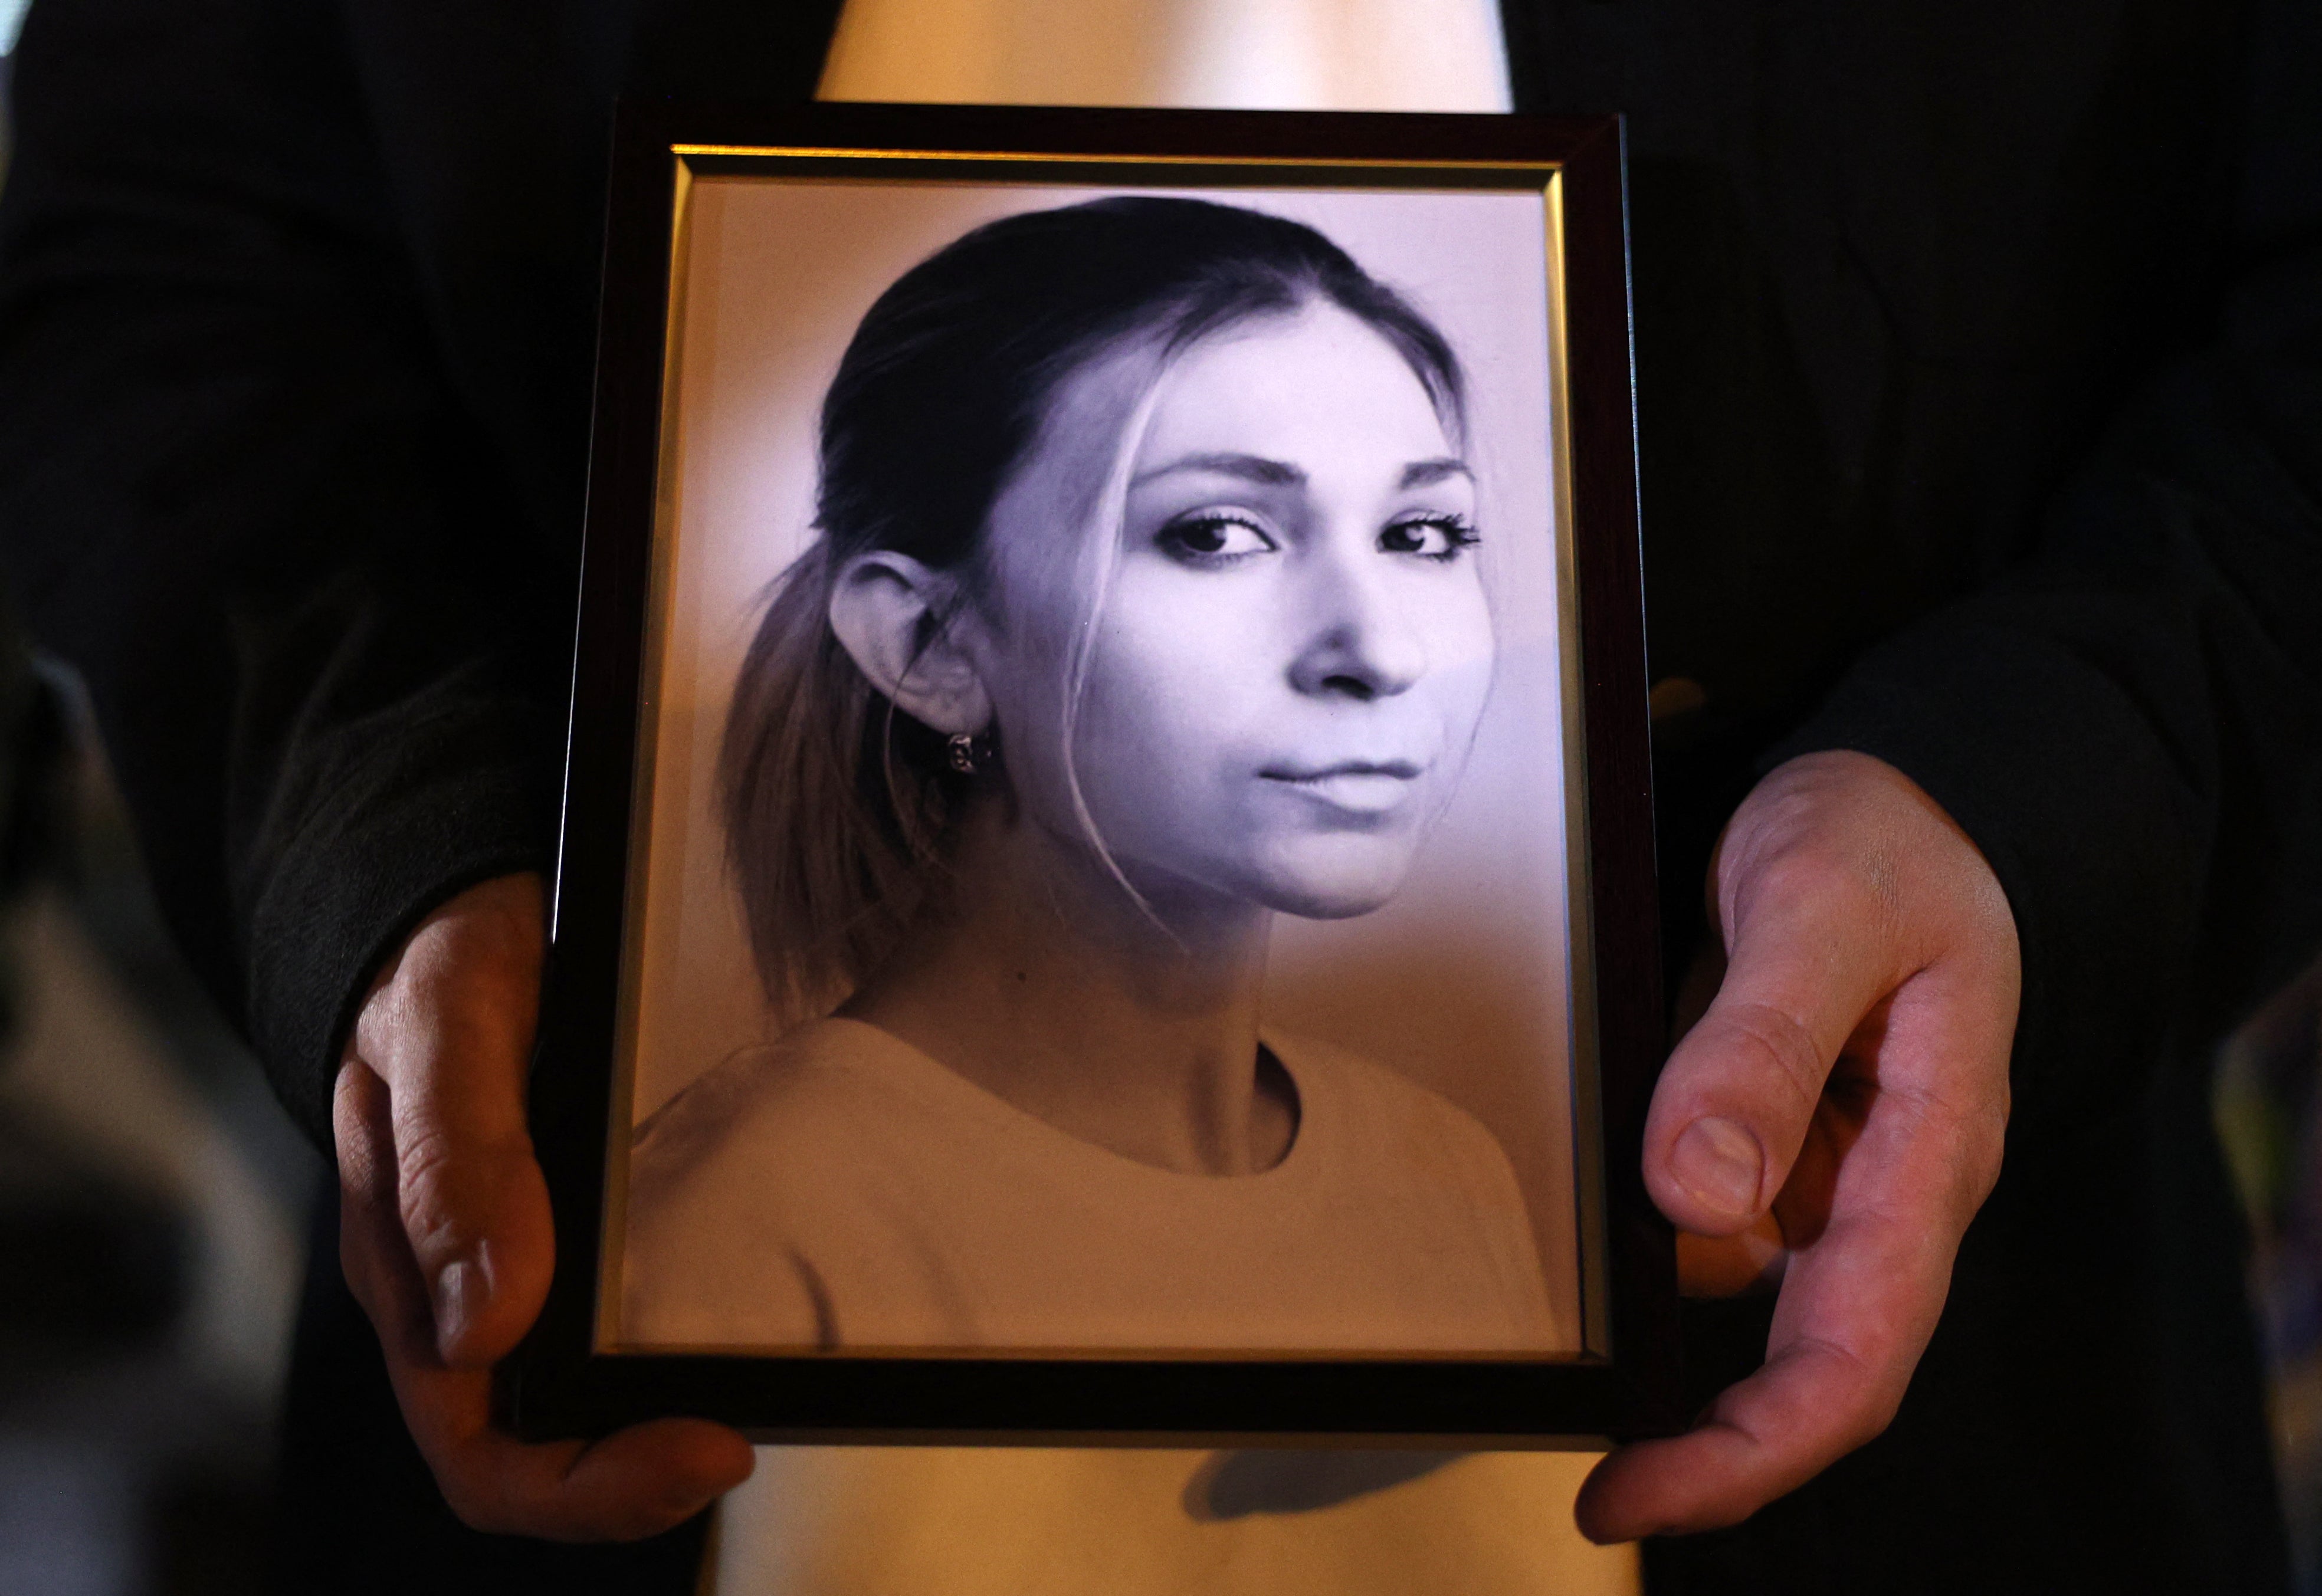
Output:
[241, 702, 555, 1149]
[1762, 597, 2207, 1132]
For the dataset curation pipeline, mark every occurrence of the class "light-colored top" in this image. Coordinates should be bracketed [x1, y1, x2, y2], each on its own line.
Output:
[622, 1019, 1559, 1353]
[707, 1446, 1641, 1596]
[818, 0, 1512, 113]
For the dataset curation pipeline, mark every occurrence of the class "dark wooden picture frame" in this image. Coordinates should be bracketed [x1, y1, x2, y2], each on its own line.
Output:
[510, 100, 1675, 1446]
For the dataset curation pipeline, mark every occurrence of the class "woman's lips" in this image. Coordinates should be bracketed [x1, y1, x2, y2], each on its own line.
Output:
[1261, 760, 1425, 816]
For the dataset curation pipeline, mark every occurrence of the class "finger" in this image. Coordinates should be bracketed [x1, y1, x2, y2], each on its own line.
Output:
[386, 1362, 756, 1542]
[1574, 1315, 1907, 1541]
[1580, 970, 2006, 1540]
[336, 1053, 437, 1359]
[386, 1016, 552, 1368]
[1675, 1214, 1786, 1298]
[337, 1057, 756, 1541]
[1643, 865, 1901, 1236]
[358, 877, 555, 1366]
[1575, 1185, 1957, 1540]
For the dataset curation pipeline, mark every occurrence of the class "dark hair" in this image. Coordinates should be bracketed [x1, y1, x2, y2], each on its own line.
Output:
[721, 196, 1467, 1017]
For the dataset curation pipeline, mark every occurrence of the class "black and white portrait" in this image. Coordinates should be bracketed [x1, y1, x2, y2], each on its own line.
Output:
[605, 178, 1587, 1359]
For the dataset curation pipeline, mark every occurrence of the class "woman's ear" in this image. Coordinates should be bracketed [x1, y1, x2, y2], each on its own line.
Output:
[827, 551, 994, 735]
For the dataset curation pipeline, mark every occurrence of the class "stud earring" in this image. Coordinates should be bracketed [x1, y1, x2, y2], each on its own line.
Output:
[946, 730, 998, 776]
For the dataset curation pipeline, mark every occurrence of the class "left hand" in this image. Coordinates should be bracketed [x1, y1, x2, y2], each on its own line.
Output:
[334, 874, 755, 1539]
[1575, 750, 2020, 1540]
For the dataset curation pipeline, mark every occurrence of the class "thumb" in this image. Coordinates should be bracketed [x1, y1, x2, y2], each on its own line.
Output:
[1644, 863, 1898, 1237]
[352, 874, 553, 1367]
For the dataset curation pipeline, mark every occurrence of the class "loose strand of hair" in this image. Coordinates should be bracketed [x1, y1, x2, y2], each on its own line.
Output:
[1057, 368, 1180, 948]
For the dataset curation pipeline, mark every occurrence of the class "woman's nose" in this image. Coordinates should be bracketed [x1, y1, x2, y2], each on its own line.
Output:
[1286, 556, 1426, 701]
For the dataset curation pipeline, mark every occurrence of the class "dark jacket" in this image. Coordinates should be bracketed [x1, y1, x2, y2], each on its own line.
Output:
[1, 0, 2317, 1591]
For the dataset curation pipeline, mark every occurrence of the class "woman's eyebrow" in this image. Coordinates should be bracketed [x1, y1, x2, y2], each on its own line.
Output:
[1130, 452, 1305, 488]
[1127, 454, 1474, 490]
[1399, 457, 1474, 489]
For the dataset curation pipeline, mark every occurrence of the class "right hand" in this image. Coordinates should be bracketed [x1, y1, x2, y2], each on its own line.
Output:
[1576, 752, 2018, 1539]
[333, 872, 755, 1539]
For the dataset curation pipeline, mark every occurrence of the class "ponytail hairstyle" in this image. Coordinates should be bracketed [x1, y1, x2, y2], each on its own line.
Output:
[720, 196, 1467, 1021]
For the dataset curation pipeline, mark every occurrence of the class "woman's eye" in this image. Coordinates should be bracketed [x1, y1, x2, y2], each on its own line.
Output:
[1380, 515, 1480, 560]
[1157, 513, 1279, 564]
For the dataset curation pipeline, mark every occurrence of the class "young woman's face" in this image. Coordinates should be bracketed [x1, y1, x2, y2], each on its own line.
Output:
[976, 300, 1495, 921]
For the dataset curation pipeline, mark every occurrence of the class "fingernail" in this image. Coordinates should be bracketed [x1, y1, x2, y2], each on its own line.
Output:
[434, 1257, 487, 1349]
[1672, 1116, 1763, 1218]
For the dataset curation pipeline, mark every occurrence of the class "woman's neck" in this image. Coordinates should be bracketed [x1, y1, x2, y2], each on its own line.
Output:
[837, 802, 1297, 1176]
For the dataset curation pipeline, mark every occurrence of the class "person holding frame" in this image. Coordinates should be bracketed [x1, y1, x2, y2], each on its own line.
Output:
[0, 0, 2314, 1594]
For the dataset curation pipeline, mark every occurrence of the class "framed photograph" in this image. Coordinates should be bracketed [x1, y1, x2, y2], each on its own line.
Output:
[511, 100, 1674, 1446]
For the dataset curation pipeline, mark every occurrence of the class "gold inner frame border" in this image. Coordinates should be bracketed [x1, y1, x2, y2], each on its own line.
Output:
[594, 144, 1605, 1365]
